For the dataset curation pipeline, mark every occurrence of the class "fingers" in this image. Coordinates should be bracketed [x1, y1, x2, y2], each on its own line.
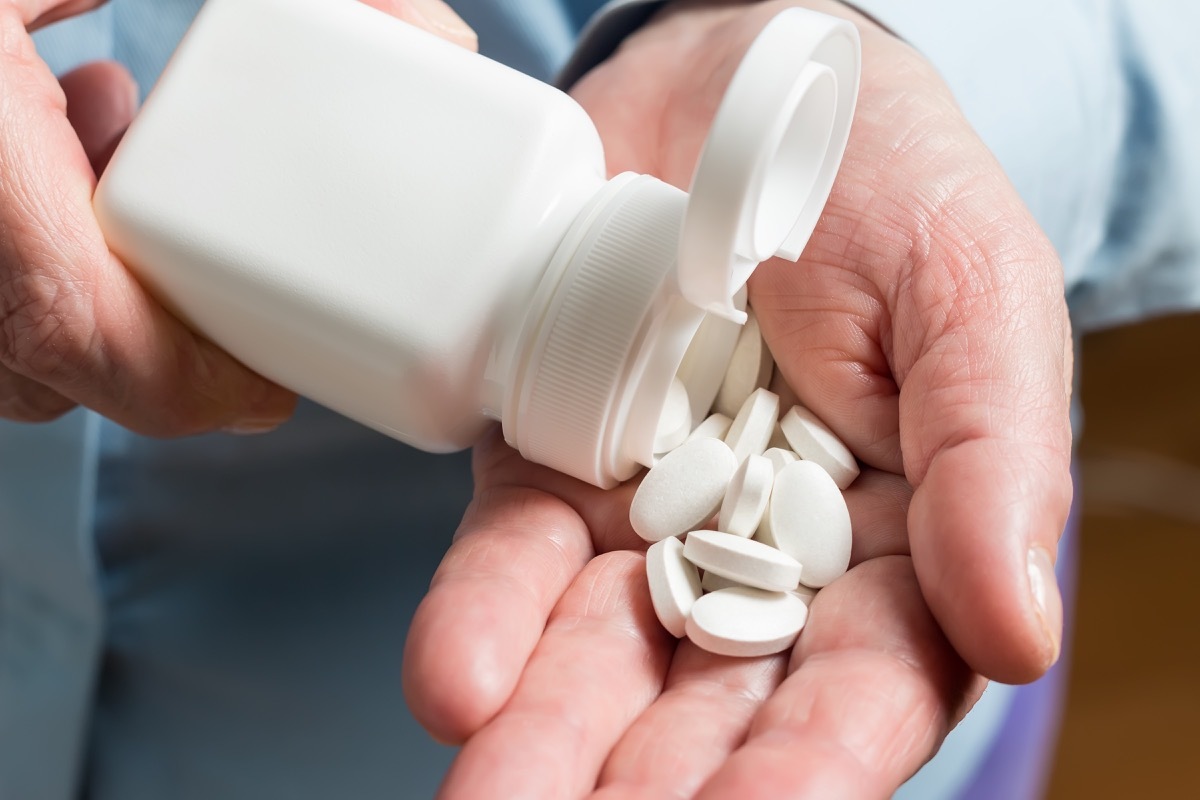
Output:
[844, 468, 911, 564]
[0, 6, 296, 432]
[873, 93, 1073, 683]
[403, 480, 595, 743]
[3, 0, 476, 432]
[596, 643, 786, 797]
[696, 557, 982, 799]
[60, 60, 137, 174]
[357, 0, 477, 50]
[755, 31, 1072, 683]
[438, 552, 674, 800]
[20, 0, 105, 32]
[909, 442, 1069, 683]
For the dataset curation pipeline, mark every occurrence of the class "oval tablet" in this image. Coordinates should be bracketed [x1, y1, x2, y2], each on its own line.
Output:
[685, 412, 733, 444]
[724, 388, 780, 464]
[683, 529, 801, 592]
[686, 587, 808, 657]
[713, 310, 774, 418]
[630, 438, 738, 543]
[646, 537, 702, 637]
[760, 460, 852, 588]
[779, 405, 860, 489]
[717, 454, 773, 538]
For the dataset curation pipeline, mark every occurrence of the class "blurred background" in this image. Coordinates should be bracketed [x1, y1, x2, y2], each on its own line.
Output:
[1047, 313, 1200, 797]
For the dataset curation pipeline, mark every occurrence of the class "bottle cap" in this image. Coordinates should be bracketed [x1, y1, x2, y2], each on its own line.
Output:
[678, 8, 860, 323]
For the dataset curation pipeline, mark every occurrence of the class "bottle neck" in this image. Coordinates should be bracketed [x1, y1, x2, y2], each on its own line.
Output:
[502, 173, 693, 487]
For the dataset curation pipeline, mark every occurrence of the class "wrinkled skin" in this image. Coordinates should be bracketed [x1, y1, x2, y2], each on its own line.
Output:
[0, 0, 473, 432]
[402, 2, 1073, 797]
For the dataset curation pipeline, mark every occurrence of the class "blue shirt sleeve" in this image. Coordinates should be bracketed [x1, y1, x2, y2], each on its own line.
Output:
[849, 0, 1200, 333]
[556, 0, 666, 87]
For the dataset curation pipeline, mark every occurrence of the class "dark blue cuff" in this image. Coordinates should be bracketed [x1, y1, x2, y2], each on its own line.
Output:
[555, 0, 668, 89]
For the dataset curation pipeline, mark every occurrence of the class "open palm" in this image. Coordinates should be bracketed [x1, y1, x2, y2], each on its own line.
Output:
[403, 2, 1073, 796]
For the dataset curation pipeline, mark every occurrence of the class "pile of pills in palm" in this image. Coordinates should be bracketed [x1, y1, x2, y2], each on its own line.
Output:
[632, 309, 858, 657]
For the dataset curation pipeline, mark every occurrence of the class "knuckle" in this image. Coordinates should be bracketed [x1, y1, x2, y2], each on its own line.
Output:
[0, 269, 96, 382]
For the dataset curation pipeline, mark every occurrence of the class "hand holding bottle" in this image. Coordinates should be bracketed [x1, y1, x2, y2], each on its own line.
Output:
[0, 0, 472, 434]
[0, 0, 300, 432]
[405, 2, 1073, 796]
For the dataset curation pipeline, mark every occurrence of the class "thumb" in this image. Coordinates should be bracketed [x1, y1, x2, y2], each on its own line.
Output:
[359, 0, 478, 51]
[60, 60, 138, 175]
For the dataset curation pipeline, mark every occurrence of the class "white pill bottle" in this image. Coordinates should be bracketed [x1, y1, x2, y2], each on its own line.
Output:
[95, 0, 859, 488]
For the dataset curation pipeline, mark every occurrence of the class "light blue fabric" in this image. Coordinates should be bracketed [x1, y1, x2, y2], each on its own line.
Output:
[850, 0, 1200, 334]
[3, 1, 1197, 798]
[0, 411, 101, 800]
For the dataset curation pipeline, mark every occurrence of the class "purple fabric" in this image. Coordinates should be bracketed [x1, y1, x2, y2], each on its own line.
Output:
[957, 500, 1080, 800]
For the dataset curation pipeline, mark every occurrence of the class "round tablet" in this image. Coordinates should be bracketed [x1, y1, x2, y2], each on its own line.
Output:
[717, 454, 773, 537]
[779, 405, 860, 489]
[682, 529, 801, 592]
[686, 587, 808, 657]
[630, 438, 738, 543]
[760, 460, 852, 588]
[646, 537, 702, 637]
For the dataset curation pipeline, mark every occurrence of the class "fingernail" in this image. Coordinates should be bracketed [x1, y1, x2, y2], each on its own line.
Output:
[408, 0, 477, 45]
[1026, 546, 1063, 668]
